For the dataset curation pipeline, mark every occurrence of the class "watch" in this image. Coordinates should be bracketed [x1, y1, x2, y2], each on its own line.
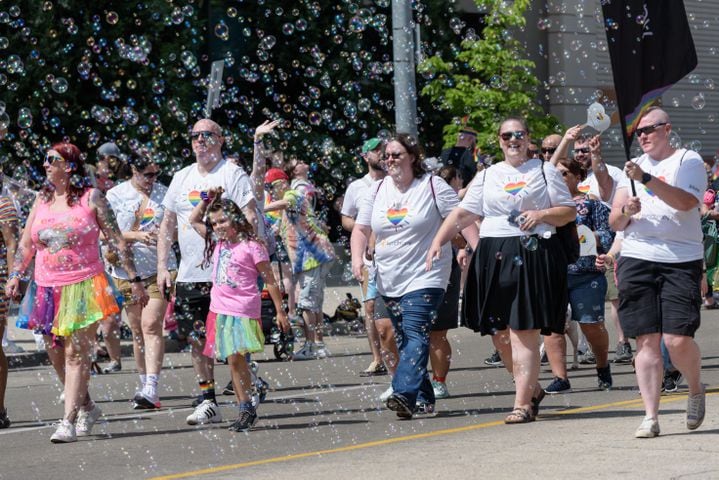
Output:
[130, 275, 143, 283]
[640, 172, 652, 185]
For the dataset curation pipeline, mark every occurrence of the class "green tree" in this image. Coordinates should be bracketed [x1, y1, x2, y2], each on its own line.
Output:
[0, 1, 205, 183]
[420, 0, 561, 156]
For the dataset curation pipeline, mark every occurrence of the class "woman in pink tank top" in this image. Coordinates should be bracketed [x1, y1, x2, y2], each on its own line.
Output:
[5, 143, 148, 444]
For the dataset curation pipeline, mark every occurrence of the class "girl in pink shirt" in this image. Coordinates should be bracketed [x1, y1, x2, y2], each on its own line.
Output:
[189, 189, 288, 432]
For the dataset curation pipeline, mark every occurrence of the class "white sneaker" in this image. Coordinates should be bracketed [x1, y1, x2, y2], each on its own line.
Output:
[76, 403, 102, 437]
[313, 343, 330, 359]
[292, 343, 315, 360]
[186, 400, 222, 425]
[635, 417, 660, 438]
[50, 420, 77, 443]
[379, 385, 394, 403]
[687, 385, 706, 430]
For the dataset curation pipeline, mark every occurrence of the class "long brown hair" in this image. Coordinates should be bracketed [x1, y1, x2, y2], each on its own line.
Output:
[40, 142, 91, 206]
[388, 132, 426, 179]
[202, 196, 258, 268]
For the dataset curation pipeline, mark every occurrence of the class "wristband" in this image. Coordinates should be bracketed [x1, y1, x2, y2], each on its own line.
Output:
[621, 205, 630, 217]
[605, 252, 615, 262]
[254, 138, 263, 145]
[130, 275, 143, 284]
[465, 245, 474, 255]
[8, 271, 21, 281]
[200, 191, 211, 203]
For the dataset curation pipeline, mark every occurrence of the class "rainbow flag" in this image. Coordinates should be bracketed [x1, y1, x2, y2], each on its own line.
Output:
[602, 1, 697, 160]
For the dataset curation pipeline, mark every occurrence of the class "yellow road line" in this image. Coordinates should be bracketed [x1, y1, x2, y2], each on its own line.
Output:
[150, 388, 717, 480]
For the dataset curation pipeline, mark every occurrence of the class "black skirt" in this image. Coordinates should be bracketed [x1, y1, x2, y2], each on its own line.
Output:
[431, 255, 461, 331]
[462, 235, 568, 336]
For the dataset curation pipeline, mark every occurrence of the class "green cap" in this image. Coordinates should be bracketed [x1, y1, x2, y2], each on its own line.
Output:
[361, 137, 382, 153]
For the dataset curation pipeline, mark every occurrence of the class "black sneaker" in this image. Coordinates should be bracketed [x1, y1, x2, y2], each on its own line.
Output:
[0, 408, 9, 429]
[597, 365, 613, 390]
[544, 377, 571, 394]
[386, 393, 413, 420]
[223, 381, 235, 395]
[228, 409, 258, 432]
[539, 351, 549, 366]
[483, 351, 504, 367]
[662, 370, 683, 393]
[614, 342, 633, 364]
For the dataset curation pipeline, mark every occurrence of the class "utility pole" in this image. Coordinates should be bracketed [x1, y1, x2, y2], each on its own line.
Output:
[392, 0, 418, 136]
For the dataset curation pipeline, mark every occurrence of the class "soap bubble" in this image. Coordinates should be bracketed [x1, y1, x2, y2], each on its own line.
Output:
[17, 107, 33, 129]
[214, 21, 229, 40]
[51, 77, 68, 94]
[106, 11, 119, 25]
[520, 235, 539, 251]
[691, 93, 706, 110]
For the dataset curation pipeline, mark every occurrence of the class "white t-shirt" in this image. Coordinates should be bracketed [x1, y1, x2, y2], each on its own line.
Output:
[106, 181, 177, 279]
[578, 164, 624, 206]
[460, 159, 574, 237]
[356, 174, 458, 297]
[618, 149, 705, 263]
[164, 159, 255, 282]
[340, 174, 374, 219]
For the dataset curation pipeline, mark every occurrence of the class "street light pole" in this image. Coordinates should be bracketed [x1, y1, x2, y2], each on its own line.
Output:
[392, 0, 418, 136]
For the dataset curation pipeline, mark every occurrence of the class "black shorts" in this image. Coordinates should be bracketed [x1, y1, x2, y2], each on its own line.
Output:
[174, 282, 212, 338]
[616, 257, 702, 338]
[431, 256, 461, 331]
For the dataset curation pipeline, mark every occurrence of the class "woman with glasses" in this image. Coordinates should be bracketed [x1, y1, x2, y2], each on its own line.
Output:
[351, 133, 478, 419]
[553, 157, 614, 391]
[428, 118, 575, 423]
[6, 143, 148, 442]
[106, 152, 177, 410]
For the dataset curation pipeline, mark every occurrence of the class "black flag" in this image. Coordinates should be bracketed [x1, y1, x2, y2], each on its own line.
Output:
[602, 1, 698, 160]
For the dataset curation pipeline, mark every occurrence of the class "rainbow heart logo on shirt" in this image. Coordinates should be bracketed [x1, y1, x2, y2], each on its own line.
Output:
[644, 176, 665, 197]
[504, 181, 526, 196]
[188, 190, 202, 206]
[140, 208, 155, 227]
[387, 207, 408, 225]
[578, 234, 587, 244]
[578, 184, 591, 194]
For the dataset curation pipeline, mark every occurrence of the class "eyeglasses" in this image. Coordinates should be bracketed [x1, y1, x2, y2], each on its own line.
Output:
[573, 147, 590, 155]
[385, 151, 405, 159]
[44, 154, 64, 165]
[190, 130, 218, 141]
[635, 122, 668, 137]
[141, 171, 160, 180]
[542, 147, 557, 154]
[499, 131, 526, 141]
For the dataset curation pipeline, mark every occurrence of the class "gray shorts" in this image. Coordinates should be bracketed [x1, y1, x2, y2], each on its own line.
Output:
[297, 262, 333, 313]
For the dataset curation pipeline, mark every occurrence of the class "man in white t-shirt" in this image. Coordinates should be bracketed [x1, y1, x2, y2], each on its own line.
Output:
[610, 107, 706, 438]
[340, 138, 398, 384]
[157, 118, 258, 426]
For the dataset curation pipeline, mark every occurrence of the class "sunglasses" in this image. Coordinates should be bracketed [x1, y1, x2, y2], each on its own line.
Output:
[385, 151, 405, 159]
[44, 154, 64, 165]
[499, 131, 526, 141]
[542, 147, 557, 154]
[561, 171, 571, 177]
[190, 130, 218, 141]
[528, 149, 540, 156]
[635, 122, 668, 137]
[141, 170, 160, 180]
[573, 147, 590, 155]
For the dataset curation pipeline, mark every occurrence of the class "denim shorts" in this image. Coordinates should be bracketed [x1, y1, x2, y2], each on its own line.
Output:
[568, 272, 607, 324]
[297, 261, 333, 313]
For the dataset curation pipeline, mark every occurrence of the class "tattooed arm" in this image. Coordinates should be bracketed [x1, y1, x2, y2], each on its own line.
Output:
[91, 188, 148, 306]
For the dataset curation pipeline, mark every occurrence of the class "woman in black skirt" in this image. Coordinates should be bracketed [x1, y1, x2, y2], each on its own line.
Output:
[427, 117, 576, 423]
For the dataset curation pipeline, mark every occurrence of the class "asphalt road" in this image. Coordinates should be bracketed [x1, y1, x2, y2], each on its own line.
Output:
[3, 306, 719, 479]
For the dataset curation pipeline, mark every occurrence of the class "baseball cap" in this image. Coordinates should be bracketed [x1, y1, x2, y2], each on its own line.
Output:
[361, 138, 382, 153]
[264, 168, 289, 185]
[97, 142, 122, 158]
[459, 127, 478, 137]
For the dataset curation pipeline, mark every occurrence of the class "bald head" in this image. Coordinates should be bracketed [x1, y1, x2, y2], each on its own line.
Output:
[193, 118, 222, 135]
[542, 134, 562, 150]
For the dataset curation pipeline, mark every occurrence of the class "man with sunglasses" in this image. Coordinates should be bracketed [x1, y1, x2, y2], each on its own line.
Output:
[440, 127, 480, 187]
[158, 118, 258, 426]
[541, 134, 562, 162]
[610, 107, 707, 438]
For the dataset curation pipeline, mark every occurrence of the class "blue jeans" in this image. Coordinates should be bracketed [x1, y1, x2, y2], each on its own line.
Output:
[661, 338, 675, 372]
[383, 288, 445, 406]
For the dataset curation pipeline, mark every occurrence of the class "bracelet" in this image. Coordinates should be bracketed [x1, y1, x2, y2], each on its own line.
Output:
[605, 252, 615, 262]
[130, 275, 143, 283]
[253, 138, 263, 145]
[621, 205, 630, 217]
[465, 245, 474, 254]
[8, 271, 21, 281]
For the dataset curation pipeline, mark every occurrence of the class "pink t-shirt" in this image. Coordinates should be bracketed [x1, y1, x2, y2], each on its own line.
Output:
[31, 190, 104, 287]
[209, 239, 269, 318]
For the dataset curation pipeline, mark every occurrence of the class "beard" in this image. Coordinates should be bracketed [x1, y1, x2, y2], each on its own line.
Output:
[369, 159, 385, 172]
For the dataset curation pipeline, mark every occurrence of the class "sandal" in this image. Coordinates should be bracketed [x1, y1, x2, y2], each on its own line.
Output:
[531, 389, 546, 418]
[504, 407, 534, 424]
